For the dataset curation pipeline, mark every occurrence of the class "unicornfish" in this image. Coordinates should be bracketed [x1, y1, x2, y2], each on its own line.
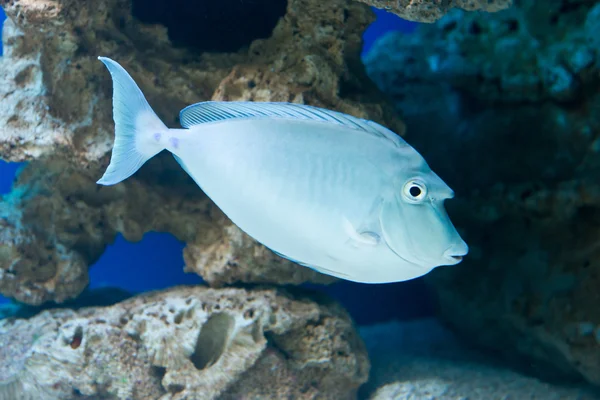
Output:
[96, 56, 468, 283]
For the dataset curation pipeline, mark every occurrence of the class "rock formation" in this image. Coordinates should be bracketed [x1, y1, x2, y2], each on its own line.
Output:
[0, 0, 402, 305]
[0, 286, 369, 400]
[365, 0, 600, 388]
[360, 319, 600, 399]
[356, 0, 512, 23]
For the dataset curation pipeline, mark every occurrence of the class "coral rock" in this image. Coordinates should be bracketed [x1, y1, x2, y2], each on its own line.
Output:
[356, 0, 512, 23]
[0, 0, 401, 304]
[0, 286, 369, 400]
[364, 0, 600, 388]
[0, 156, 335, 306]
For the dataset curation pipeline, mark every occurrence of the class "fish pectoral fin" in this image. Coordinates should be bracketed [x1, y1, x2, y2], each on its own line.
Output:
[342, 216, 382, 249]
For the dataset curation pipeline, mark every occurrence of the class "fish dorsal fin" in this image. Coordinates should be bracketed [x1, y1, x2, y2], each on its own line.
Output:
[179, 101, 406, 147]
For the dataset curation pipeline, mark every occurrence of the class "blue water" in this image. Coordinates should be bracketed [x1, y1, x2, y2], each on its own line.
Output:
[0, 6, 3, 55]
[0, 6, 426, 325]
[0, 7, 3, 21]
[362, 8, 416, 56]
[0, 160, 22, 193]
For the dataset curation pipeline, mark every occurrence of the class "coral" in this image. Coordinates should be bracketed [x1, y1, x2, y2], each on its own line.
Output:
[365, 1, 600, 104]
[356, 0, 512, 23]
[0, 286, 369, 400]
[360, 319, 600, 400]
[364, 0, 600, 388]
[0, 0, 401, 304]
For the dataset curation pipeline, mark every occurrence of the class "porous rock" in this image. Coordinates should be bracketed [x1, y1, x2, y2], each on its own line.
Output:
[365, 0, 600, 388]
[356, 0, 512, 23]
[0, 285, 370, 400]
[0, 0, 402, 304]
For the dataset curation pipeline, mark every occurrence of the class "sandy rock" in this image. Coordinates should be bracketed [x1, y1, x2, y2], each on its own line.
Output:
[360, 319, 600, 400]
[356, 0, 512, 23]
[0, 285, 369, 400]
[364, 0, 600, 388]
[0, 0, 401, 304]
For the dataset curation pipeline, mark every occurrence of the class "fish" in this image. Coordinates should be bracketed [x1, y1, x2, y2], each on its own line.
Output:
[96, 56, 468, 284]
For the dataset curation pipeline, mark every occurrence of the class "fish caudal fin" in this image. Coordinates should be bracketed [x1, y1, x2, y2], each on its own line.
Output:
[97, 56, 168, 186]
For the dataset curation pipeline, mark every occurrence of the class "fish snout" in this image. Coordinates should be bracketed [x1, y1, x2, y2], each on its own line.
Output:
[443, 241, 469, 264]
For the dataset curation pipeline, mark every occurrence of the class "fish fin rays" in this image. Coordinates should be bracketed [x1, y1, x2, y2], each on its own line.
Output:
[179, 101, 406, 148]
[96, 57, 167, 186]
[271, 249, 350, 279]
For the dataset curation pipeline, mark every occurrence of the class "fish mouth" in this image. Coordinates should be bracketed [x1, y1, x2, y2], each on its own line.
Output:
[443, 244, 468, 264]
[442, 254, 466, 265]
[442, 254, 465, 264]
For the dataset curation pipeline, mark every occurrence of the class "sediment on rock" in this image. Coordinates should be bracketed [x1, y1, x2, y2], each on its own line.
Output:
[364, 0, 600, 388]
[360, 319, 600, 400]
[0, 0, 402, 304]
[0, 286, 369, 400]
[355, 0, 512, 23]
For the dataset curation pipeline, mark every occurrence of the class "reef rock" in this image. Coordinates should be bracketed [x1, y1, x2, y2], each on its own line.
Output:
[365, 0, 600, 389]
[0, 285, 369, 400]
[360, 319, 600, 400]
[0, 156, 335, 305]
[357, 0, 512, 23]
[0, 0, 400, 304]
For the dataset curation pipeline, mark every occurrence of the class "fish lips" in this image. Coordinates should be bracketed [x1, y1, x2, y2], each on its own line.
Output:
[442, 242, 469, 264]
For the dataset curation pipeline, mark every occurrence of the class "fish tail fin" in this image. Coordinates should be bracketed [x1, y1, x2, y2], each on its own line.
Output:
[96, 56, 168, 186]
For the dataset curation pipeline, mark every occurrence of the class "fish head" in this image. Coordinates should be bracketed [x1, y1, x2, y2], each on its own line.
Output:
[379, 164, 468, 271]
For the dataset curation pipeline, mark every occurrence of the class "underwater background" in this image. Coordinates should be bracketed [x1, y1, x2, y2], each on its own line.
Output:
[0, 4, 431, 325]
[1, 0, 600, 399]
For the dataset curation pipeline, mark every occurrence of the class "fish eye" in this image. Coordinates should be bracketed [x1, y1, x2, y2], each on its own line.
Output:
[402, 179, 427, 203]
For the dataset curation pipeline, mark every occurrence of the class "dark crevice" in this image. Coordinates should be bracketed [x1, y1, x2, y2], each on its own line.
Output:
[190, 312, 235, 370]
[167, 384, 185, 393]
[152, 366, 167, 382]
[70, 326, 83, 349]
[131, 0, 288, 53]
[264, 332, 292, 361]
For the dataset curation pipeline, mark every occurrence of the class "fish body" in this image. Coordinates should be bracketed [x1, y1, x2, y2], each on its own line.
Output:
[96, 57, 468, 283]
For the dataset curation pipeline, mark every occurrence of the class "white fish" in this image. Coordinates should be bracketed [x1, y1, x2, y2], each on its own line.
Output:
[96, 56, 468, 284]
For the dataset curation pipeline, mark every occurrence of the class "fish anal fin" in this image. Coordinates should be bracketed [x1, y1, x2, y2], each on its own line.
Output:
[271, 249, 349, 278]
